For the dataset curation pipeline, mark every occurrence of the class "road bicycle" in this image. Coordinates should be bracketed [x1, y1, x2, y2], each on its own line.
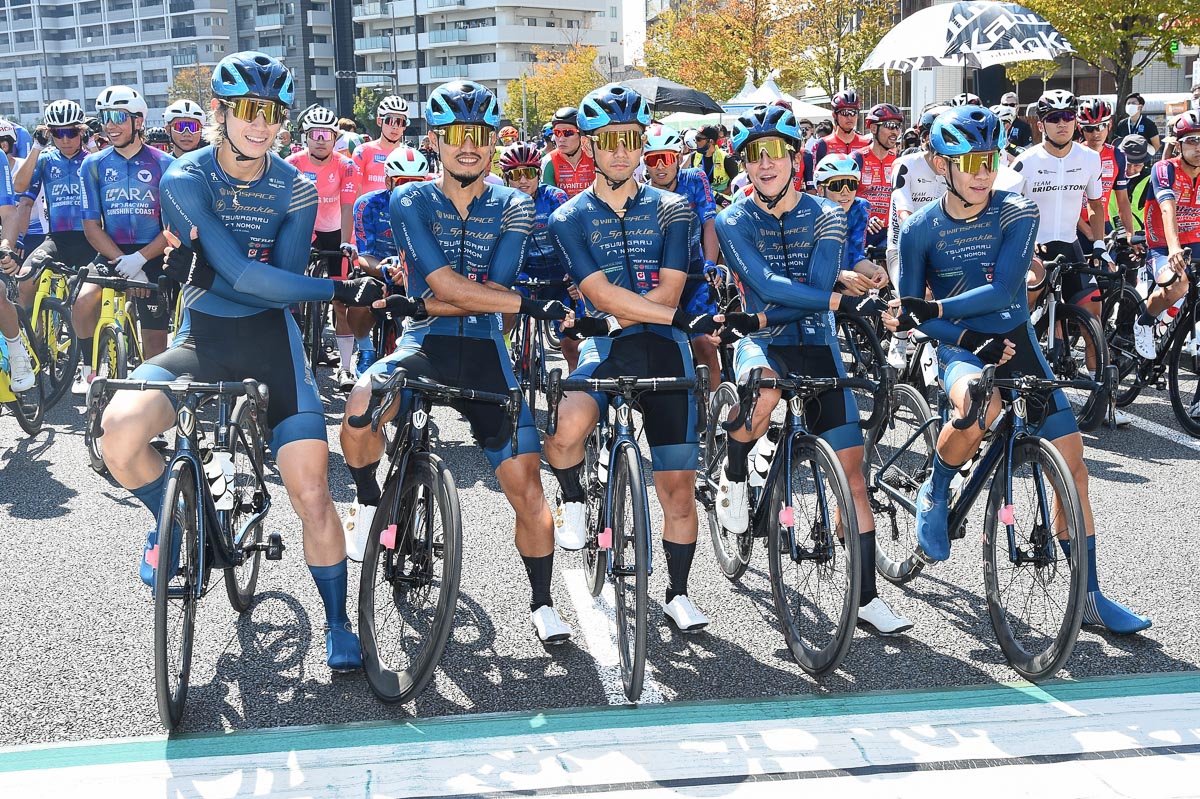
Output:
[298, 248, 344, 371]
[509, 276, 572, 416]
[14, 256, 78, 409]
[0, 300, 44, 434]
[87, 376, 281, 729]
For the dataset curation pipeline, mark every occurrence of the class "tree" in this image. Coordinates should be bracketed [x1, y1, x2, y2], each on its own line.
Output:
[786, 0, 901, 98]
[1004, 59, 1060, 87]
[353, 86, 391, 138]
[167, 66, 210, 108]
[1020, 0, 1200, 125]
[502, 44, 607, 135]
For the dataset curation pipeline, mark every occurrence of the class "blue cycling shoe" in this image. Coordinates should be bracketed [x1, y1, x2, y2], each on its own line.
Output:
[140, 530, 158, 587]
[326, 621, 364, 672]
[1084, 591, 1152, 635]
[915, 481, 951, 562]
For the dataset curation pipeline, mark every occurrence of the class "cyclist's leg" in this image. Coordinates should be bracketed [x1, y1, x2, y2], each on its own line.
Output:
[72, 281, 102, 377]
[1142, 250, 1189, 319]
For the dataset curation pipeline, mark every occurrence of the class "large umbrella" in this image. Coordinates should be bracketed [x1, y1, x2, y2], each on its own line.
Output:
[861, 1, 1074, 73]
[620, 77, 724, 115]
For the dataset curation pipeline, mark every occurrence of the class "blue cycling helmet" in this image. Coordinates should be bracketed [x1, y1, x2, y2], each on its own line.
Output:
[815, 153, 861, 183]
[731, 104, 801, 154]
[578, 84, 651, 133]
[425, 81, 500, 129]
[929, 106, 1006, 156]
[541, 122, 554, 141]
[211, 51, 295, 107]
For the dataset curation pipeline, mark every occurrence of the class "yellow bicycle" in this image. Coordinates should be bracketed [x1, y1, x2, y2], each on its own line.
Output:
[21, 258, 79, 408]
[0, 305, 44, 434]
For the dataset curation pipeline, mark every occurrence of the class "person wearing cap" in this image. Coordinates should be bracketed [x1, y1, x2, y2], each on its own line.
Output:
[1000, 91, 1034, 149]
[688, 124, 738, 199]
[1114, 93, 1160, 153]
[1115, 134, 1152, 234]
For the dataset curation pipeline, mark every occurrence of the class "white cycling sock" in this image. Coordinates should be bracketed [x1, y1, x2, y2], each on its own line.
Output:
[336, 335, 354, 370]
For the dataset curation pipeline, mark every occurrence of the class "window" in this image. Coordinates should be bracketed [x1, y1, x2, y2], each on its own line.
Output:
[17, 77, 38, 91]
[524, 17, 536, 26]
[19, 102, 41, 116]
[566, 19, 579, 28]
[545, 20, 555, 27]
[610, 31, 618, 42]
[610, 5, 617, 17]
[400, 59, 415, 69]
[144, 69, 169, 84]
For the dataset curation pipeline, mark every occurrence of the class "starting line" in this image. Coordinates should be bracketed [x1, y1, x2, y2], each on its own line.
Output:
[2, 671, 1198, 798]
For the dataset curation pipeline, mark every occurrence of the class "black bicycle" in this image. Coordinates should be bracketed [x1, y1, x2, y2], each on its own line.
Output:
[348, 367, 522, 705]
[87, 377, 282, 729]
[510, 276, 572, 416]
[299, 248, 344, 371]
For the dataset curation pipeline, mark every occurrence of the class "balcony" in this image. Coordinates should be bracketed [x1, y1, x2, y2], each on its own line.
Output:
[109, 32, 139, 44]
[171, 26, 198, 38]
[310, 74, 336, 92]
[309, 42, 335, 60]
[428, 29, 467, 44]
[259, 45, 287, 58]
[425, 64, 469, 80]
[418, 0, 464, 11]
[355, 36, 392, 53]
[107, 6, 137, 22]
[172, 51, 198, 66]
[169, 0, 221, 11]
[307, 9, 332, 27]
[256, 13, 285, 29]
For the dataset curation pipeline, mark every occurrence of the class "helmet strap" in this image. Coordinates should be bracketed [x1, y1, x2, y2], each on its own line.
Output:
[1182, 152, 1200, 170]
[224, 129, 261, 163]
[595, 160, 632, 191]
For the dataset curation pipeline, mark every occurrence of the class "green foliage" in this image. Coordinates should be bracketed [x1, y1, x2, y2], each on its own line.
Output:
[786, 0, 901, 98]
[502, 44, 607, 134]
[167, 66, 210, 108]
[353, 86, 391, 138]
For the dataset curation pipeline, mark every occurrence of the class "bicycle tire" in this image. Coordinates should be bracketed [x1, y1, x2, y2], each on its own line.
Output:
[836, 312, 887, 432]
[610, 442, 649, 701]
[863, 382, 934, 585]
[768, 435, 860, 677]
[704, 381, 752, 580]
[582, 427, 607, 597]
[96, 324, 128, 381]
[223, 396, 265, 613]
[84, 385, 108, 474]
[1166, 307, 1200, 436]
[1038, 304, 1108, 426]
[359, 452, 462, 704]
[982, 436, 1086, 681]
[1099, 283, 1145, 407]
[543, 318, 562, 352]
[154, 458, 201, 730]
[36, 297, 78, 409]
[4, 311, 45, 435]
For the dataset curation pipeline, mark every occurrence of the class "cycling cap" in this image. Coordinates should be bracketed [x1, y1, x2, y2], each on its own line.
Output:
[212, 51, 295, 107]
[578, 84, 652, 133]
[919, 104, 951, 133]
[990, 103, 1016, 124]
[425, 80, 500, 129]
[1077, 97, 1113, 125]
[45, 100, 85, 127]
[301, 105, 339, 131]
[144, 126, 169, 145]
[552, 107, 579, 128]
[384, 145, 429, 179]
[831, 90, 860, 110]
[95, 85, 148, 117]
[164, 99, 206, 123]
[1036, 89, 1077, 119]
[866, 103, 903, 125]
[948, 92, 982, 107]
[1117, 134, 1151, 164]
[731, 104, 800, 153]
[644, 123, 683, 153]
[1172, 109, 1200, 137]
[815, 153, 861, 183]
[376, 95, 409, 118]
[499, 142, 541, 171]
[930, 106, 1006, 156]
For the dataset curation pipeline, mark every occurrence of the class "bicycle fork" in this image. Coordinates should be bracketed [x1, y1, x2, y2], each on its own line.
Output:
[599, 403, 654, 579]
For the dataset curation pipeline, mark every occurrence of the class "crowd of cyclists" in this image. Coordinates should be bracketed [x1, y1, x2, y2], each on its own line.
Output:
[3, 48, 1196, 699]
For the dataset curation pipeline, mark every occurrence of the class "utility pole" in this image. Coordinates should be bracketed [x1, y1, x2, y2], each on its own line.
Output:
[521, 80, 528, 140]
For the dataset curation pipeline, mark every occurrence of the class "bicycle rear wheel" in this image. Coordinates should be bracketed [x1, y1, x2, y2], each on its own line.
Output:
[836, 313, 886, 432]
[96, 324, 128, 381]
[4, 312, 45, 435]
[359, 452, 462, 704]
[154, 458, 201, 730]
[863, 383, 935, 585]
[983, 436, 1086, 681]
[224, 396, 265, 613]
[1166, 309, 1200, 436]
[582, 427, 607, 597]
[1100, 283, 1145, 407]
[1039, 305, 1107, 425]
[36, 297, 78, 409]
[768, 435, 860, 677]
[610, 442, 649, 701]
[704, 381, 752, 580]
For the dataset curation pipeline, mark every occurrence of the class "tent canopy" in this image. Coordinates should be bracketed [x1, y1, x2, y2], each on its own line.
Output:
[721, 78, 832, 121]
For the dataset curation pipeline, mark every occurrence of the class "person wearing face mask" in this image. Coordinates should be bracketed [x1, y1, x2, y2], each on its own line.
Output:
[1000, 92, 1034, 149]
[1114, 93, 1160, 154]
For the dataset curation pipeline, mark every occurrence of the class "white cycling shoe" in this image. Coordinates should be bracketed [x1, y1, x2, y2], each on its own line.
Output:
[664, 595, 709, 633]
[554, 500, 587, 550]
[343, 501, 376, 562]
[6, 340, 35, 393]
[1132, 321, 1157, 360]
[531, 605, 573, 644]
[715, 470, 749, 534]
[71, 365, 95, 396]
[858, 596, 914, 636]
[1113, 409, 1133, 427]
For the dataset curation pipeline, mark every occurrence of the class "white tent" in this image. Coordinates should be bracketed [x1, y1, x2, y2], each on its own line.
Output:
[725, 77, 757, 106]
[722, 78, 833, 122]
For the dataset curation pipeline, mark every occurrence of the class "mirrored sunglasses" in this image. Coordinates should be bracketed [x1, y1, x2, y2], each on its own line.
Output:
[98, 110, 131, 125]
[219, 97, 287, 125]
[552, 128, 578, 138]
[947, 150, 1001, 174]
[171, 119, 201, 134]
[51, 127, 80, 139]
[743, 138, 792, 162]
[307, 128, 336, 141]
[589, 129, 644, 152]
[436, 124, 492, 146]
[643, 151, 678, 168]
[822, 177, 859, 192]
[503, 166, 539, 181]
[1042, 111, 1076, 125]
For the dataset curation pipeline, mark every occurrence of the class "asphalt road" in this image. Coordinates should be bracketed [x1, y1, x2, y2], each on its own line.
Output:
[1, 352, 1198, 746]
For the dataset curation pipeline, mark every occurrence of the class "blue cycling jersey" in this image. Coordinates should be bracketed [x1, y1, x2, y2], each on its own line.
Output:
[843, 196, 870, 270]
[26, 147, 87, 233]
[663, 167, 716, 270]
[353, 188, 395, 262]
[81, 144, 175, 245]
[549, 185, 692, 340]
[898, 190, 1039, 340]
[160, 146, 325, 323]
[0, 157, 14, 208]
[717, 193, 845, 346]
[525, 183, 569, 279]
[391, 180, 534, 340]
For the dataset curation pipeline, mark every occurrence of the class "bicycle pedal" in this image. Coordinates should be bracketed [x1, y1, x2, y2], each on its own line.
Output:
[265, 532, 285, 560]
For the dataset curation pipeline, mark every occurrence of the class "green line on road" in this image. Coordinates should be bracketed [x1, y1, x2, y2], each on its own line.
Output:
[3, 670, 1197, 774]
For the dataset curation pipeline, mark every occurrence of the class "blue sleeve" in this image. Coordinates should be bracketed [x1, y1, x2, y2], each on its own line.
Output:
[844, 200, 868, 268]
[717, 209, 838, 312]
[487, 193, 534, 287]
[0, 159, 13, 207]
[937, 196, 1038, 319]
[160, 165, 331, 303]
[1113, 149, 1128, 192]
[353, 194, 371, 254]
[81, 156, 101, 220]
[391, 186, 452, 279]
[659, 194, 693, 273]
[802, 150, 815, 191]
[897, 215, 966, 343]
[693, 171, 716, 223]
[550, 205, 604, 286]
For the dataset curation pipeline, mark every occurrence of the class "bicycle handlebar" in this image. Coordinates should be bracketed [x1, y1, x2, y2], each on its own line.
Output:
[723, 367, 880, 433]
[951, 363, 1112, 431]
[89, 377, 270, 421]
[67, 265, 169, 305]
[544, 368, 708, 438]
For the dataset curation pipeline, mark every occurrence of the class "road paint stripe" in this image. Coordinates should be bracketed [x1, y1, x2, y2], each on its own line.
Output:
[562, 567, 664, 706]
[2, 686, 1197, 797]
[1068, 395, 1200, 452]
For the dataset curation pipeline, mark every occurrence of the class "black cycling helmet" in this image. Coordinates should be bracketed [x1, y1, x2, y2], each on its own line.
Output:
[552, 106, 580, 129]
[144, 126, 170, 145]
[1117, 134, 1151, 164]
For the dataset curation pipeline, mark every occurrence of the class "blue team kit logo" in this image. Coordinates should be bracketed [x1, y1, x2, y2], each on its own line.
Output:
[48, 166, 63, 180]
[104, 168, 120, 183]
[374, 154, 387, 163]
[137, 169, 153, 183]
[304, 172, 317, 181]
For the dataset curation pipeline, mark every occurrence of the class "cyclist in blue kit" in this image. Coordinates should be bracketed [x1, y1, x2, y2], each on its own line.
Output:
[891, 105, 1150, 634]
[99, 52, 384, 672]
[544, 84, 725, 633]
[339, 81, 578, 645]
[73, 86, 175, 382]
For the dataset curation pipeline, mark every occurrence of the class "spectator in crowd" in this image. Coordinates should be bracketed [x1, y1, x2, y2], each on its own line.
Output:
[1114, 93, 1160, 153]
[1001, 91, 1034, 148]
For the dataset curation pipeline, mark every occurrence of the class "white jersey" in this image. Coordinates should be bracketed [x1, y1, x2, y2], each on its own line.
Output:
[886, 150, 944, 251]
[1008, 142, 1102, 244]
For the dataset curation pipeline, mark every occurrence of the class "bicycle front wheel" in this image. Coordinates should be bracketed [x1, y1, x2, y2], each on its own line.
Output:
[359, 452, 462, 704]
[768, 435, 860, 677]
[582, 427, 607, 597]
[610, 442, 649, 701]
[36, 297, 78, 409]
[154, 458, 201, 730]
[983, 436, 1086, 682]
[1166, 308, 1200, 436]
[4, 311, 45, 435]
[704, 381, 752, 580]
[224, 396, 265, 613]
[96, 323, 128, 381]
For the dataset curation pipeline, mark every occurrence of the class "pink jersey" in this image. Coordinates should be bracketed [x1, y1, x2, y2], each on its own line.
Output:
[351, 139, 398, 196]
[286, 150, 359, 233]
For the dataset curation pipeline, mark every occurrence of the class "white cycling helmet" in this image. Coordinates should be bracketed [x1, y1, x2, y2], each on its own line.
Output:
[96, 85, 148, 117]
[301, 105, 339, 132]
[815, 153, 860, 183]
[644, 123, 682, 153]
[384, 145, 428, 179]
[45, 100, 85, 127]
[164, 99, 206, 123]
[376, 95, 409, 118]
[948, 92, 982, 107]
[683, 128, 698, 149]
[990, 103, 1017, 124]
[0, 119, 16, 141]
[1035, 89, 1078, 119]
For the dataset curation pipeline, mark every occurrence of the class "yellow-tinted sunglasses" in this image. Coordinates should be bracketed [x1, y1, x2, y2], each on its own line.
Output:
[588, 129, 644, 152]
[743, 138, 793, 162]
[219, 97, 288, 126]
[947, 150, 1001, 174]
[436, 124, 494, 146]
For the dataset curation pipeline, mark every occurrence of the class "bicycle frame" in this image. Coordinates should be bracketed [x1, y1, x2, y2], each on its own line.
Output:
[94, 284, 141, 367]
[600, 399, 655, 578]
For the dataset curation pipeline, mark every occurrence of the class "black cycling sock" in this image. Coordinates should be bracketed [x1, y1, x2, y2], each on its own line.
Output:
[664, 540, 696, 604]
[522, 553, 554, 612]
[348, 461, 381, 506]
[724, 437, 754, 482]
[858, 530, 878, 605]
[551, 460, 586, 504]
[79, 338, 93, 369]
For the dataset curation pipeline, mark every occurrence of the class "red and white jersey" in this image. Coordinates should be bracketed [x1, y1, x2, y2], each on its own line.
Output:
[852, 145, 896, 222]
[544, 148, 596, 198]
[286, 150, 359, 233]
[812, 131, 871, 161]
[1144, 157, 1200, 251]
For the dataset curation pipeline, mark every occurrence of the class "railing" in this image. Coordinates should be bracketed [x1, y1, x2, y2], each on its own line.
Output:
[355, 36, 392, 51]
[429, 29, 468, 43]
[256, 13, 285, 28]
[427, 64, 469, 79]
